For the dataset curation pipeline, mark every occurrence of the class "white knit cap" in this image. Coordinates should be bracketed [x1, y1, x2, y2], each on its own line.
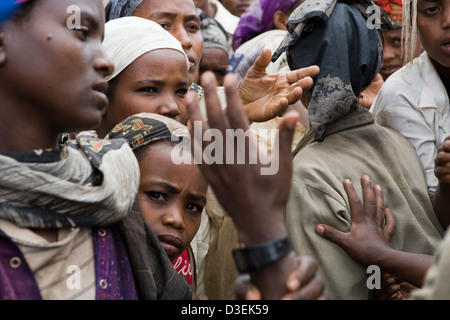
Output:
[103, 16, 189, 81]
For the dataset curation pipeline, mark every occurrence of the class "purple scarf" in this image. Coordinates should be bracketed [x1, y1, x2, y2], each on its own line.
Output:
[232, 0, 297, 51]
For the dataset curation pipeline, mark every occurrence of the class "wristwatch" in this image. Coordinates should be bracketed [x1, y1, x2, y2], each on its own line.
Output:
[232, 235, 293, 274]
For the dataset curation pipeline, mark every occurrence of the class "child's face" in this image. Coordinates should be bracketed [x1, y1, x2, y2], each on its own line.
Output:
[417, 0, 450, 68]
[380, 28, 404, 80]
[133, 0, 203, 85]
[220, 0, 254, 17]
[106, 49, 189, 132]
[137, 143, 207, 261]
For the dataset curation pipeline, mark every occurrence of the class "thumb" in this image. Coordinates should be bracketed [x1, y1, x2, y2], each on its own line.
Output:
[315, 224, 344, 244]
[252, 48, 272, 73]
[277, 111, 299, 159]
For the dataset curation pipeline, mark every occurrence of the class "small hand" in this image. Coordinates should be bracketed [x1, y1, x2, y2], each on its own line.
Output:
[315, 175, 396, 266]
[372, 273, 418, 300]
[358, 73, 384, 109]
[435, 135, 450, 184]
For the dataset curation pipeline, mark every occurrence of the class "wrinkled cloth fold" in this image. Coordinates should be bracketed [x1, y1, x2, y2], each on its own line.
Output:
[0, 131, 140, 228]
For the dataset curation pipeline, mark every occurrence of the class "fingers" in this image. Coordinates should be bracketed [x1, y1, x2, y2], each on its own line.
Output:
[315, 223, 343, 244]
[282, 275, 326, 300]
[372, 274, 402, 300]
[276, 111, 300, 168]
[383, 207, 396, 241]
[343, 178, 364, 224]
[286, 256, 318, 291]
[282, 256, 325, 300]
[285, 65, 320, 85]
[251, 48, 272, 74]
[224, 73, 250, 131]
[435, 138, 450, 182]
[200, 71, 228, 133]
[234, 274, 262, 300]
[361, 175, 377, 221]
[373, 183, 386, 226]
[284, 86, 304, 106]
[185, 90, 207, 162]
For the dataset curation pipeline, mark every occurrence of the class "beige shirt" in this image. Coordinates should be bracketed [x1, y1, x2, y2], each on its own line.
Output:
[287, 111, 444, 299]
[412, 227, 450, 299]
[0, 219, 96, 300]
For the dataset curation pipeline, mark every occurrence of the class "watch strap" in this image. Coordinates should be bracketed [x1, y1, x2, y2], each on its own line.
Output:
[232, 235, 293, 274]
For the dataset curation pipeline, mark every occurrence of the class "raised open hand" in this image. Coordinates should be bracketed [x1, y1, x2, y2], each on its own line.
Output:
[239, 48, 319, 123]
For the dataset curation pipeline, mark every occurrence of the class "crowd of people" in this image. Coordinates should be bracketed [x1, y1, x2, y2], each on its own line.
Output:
[0, 0, 450, 301]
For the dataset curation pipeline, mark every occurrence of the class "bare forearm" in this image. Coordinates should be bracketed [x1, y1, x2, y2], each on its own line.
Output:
[376, 248, 433, 288]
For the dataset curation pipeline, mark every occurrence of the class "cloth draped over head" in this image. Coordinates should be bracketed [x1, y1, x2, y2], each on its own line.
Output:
[103, 16, 189, 82]
[200, 11, 231, 56]
[376, 0, 403, 28]
[232, 0, 298, 51]
[106, 112, 191, 153]
[272, 0, 394, 141]
[105, 0, 143, 22]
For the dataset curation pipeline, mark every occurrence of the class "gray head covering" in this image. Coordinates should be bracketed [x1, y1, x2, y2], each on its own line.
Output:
[200, 11, 230, 55]
[105, 0, 143, 22]
[272, 0, 394, 141]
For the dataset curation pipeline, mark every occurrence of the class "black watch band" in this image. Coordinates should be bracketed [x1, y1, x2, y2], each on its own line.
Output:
[232, 235, 293, 274]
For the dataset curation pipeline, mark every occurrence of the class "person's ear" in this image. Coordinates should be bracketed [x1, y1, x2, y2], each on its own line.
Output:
[273, 10, 288, 30]
[0, 32, 6, 65]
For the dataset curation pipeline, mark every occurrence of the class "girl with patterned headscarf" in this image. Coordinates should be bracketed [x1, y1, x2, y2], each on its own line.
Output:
[107, 112, 207, 289]
[272, 0, 444, 300]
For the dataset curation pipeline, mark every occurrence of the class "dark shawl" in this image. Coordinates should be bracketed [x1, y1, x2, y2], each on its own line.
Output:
[272, 0, 394, 140]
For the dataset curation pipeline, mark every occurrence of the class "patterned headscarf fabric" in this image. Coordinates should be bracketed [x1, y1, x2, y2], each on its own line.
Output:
[103, 16, 189, 82]
[0, 132, 140, 228]
[272, 0, 394, 141]
[106, 113, 191, 152]
[232, 0, 298, 51]
[376, 0, 403, 27]
[105, 0, 143, 22]
[200, 11, 230, 55]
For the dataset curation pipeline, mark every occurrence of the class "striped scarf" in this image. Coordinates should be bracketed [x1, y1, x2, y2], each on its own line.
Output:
[0, 131, 140, 228]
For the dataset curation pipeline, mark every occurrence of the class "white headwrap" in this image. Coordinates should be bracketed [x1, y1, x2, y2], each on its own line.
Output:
[103, 16, 189, 81]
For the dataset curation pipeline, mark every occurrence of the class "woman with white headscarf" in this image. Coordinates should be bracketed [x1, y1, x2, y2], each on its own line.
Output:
[96, 16, 191, 138]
